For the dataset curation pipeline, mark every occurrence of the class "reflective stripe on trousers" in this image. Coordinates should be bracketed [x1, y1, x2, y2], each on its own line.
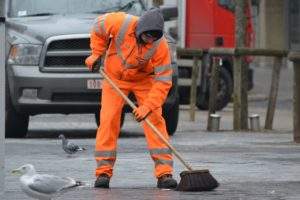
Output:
[149, 148, 173, 168]
[95, 150, 117, 177]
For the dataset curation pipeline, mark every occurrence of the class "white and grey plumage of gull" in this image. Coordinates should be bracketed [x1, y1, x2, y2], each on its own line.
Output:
[58, 134, 86, 154]
[11, 164, 82, 200]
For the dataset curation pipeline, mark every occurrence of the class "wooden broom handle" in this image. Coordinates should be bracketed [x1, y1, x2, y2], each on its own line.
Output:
[100, 68, 193, 171]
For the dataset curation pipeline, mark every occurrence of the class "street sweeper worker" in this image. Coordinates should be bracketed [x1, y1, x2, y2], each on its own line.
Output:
[85, 8, 177, 189]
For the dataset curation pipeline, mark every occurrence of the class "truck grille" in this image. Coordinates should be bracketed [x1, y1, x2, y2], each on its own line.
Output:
[44, 56, 87, 67]
[41, 35, 91, 71]
[47, 38, 90, 50]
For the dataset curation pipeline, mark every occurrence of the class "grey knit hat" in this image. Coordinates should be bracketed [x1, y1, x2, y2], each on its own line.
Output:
[135, 8, 164, 41]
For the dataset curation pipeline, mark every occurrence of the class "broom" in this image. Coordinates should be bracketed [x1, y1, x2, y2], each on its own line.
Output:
[99, 68, 219, 192]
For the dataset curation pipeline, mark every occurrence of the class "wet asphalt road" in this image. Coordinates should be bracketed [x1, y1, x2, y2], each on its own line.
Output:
[4, 107, 300, 200]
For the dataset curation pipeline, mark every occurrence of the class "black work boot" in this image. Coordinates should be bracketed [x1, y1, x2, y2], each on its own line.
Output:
[157, 174, 177, 189]
[94, 174, 110, 188]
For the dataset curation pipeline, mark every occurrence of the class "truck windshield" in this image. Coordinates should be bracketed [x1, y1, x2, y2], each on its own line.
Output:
[8, 0, 145, 18]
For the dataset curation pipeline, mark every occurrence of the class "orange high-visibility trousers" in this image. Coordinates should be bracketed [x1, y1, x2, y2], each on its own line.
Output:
[95, 77, 173, 178]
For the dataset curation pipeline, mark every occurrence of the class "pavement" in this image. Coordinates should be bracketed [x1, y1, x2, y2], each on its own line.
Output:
[3, 66, 300, 200]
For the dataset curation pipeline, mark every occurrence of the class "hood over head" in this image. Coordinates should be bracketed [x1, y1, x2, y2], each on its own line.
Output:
[135, 8, 164, 41]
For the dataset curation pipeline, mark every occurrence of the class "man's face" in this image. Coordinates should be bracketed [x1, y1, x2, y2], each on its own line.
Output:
[141, 32, 157, 44]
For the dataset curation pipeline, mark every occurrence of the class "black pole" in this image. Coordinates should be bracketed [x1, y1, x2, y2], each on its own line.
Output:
[0, 0, 5, 195]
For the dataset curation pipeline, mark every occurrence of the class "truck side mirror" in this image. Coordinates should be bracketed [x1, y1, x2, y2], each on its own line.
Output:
[160, 6, 178, 21]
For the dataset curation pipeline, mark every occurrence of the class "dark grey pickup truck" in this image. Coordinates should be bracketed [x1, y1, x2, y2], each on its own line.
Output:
[5, 0, 179, 137]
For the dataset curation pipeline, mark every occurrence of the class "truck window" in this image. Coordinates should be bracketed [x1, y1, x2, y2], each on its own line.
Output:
[8, 0, 144, 18]
[218, 0, 235, 12]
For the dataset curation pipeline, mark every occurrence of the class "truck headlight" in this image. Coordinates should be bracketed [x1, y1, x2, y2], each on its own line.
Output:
[8, 44, 42, 65]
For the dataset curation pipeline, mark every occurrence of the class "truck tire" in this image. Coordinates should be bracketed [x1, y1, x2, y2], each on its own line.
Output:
[95, 109, 125, 128]
[5, 86, 29, 138]
[196, 67, 233, 111]
[163, 95, 179, 136]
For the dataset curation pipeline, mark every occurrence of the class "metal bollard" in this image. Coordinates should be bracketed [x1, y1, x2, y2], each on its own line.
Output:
[209, 114, 221, 131]
[249, 114, 260, 131]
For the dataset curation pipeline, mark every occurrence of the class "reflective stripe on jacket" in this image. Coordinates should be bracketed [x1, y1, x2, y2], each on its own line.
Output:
[89, 12, 172, 111]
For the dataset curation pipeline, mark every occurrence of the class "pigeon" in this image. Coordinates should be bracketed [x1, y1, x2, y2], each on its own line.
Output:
[11, 164, 83, 200]
[58, 134, 86, 154]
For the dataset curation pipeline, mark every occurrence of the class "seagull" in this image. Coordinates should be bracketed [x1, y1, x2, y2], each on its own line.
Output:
[11, 164, 83, 200]
[58, 134, 86, 155]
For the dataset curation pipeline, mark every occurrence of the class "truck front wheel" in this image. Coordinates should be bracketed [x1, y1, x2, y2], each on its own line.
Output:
[196, 67, 233, 111]
[163, 95, 179, 136]
[5, 88, 29, 138]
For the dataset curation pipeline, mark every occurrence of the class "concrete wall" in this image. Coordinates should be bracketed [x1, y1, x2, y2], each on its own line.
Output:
[258, 0, 287, 49]
[257, 0, 288, 67]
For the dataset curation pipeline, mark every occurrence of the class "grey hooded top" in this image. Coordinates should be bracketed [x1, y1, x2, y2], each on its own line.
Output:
[135, 8, 164, 41]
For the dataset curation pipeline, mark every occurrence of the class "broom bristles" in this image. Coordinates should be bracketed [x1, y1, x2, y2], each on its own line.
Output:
[176, 170, 219, 192]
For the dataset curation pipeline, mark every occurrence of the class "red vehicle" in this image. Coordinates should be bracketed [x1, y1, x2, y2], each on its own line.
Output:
[177, 0, 254, 110]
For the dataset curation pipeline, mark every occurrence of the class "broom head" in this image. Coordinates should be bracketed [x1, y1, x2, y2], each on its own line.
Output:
[176, 169, 219, 192]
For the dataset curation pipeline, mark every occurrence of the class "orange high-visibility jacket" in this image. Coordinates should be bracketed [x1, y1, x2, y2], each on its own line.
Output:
[89, 12, 172, 111]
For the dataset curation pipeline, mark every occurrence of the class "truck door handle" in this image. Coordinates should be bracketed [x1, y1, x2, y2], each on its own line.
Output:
[215, 37, 224, 46]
